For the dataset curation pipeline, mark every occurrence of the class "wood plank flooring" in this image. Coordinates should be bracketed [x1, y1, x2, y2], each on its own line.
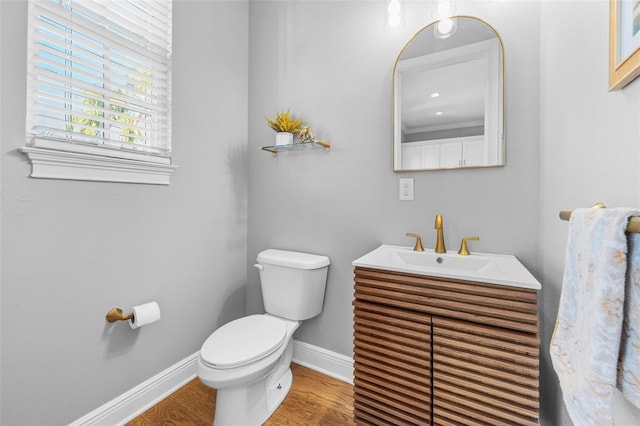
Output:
[127, 363, 355, 425]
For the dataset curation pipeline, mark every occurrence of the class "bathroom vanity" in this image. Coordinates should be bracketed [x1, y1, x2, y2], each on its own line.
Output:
[352, 245, 541, 426]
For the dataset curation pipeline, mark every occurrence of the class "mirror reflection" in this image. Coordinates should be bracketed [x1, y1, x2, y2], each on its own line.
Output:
[393, 17, 505, 171]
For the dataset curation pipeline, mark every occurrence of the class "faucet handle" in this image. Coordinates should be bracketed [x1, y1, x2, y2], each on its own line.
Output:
[406, 233, 425, 252]
[458, 237, 480, 256]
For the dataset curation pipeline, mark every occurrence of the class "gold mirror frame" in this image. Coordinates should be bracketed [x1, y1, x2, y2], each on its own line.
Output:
[393, 16, 506, 172]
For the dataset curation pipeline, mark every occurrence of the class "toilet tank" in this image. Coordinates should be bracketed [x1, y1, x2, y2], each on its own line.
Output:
[256, 249, 330, 321]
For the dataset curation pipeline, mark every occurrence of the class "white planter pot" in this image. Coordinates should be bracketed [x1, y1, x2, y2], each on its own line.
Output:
[275, 132, 293, 146]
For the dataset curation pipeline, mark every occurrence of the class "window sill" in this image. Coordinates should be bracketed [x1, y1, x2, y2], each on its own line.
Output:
[19, 147, 178, 185]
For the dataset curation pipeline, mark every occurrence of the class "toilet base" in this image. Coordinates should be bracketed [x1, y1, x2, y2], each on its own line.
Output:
[213, 366, 293, 426]
[266, 367, 293, 418]
[211, 336, 296, 426]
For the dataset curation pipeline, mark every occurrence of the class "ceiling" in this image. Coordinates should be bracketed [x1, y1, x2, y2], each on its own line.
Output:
[398, 18, 498, 136]
[401, 58, 485, 134]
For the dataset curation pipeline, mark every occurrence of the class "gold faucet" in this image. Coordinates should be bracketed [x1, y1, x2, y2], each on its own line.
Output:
[406, 233, 424, 252]
[434, 214, 446, 253]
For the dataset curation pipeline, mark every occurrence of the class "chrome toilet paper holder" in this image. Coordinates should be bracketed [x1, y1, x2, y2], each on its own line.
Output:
[106, 307, 134, 323]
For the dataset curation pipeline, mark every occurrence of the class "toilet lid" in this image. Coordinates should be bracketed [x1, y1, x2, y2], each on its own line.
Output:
[200, 315, 287, 369]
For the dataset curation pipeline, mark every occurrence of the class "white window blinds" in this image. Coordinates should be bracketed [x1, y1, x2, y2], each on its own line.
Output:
[26, 0, 172, 163]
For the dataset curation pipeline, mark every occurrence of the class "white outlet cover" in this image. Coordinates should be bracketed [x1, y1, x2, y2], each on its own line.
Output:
[399, 178, 414, 201]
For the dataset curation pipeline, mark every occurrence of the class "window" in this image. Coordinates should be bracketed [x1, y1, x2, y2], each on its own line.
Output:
[21, 0, 175, 184]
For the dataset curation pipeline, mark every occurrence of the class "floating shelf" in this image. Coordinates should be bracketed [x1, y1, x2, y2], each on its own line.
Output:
[259, 140, 330, 157]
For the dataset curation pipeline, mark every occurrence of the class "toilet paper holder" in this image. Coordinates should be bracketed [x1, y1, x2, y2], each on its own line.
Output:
[106, 307, 134, 323]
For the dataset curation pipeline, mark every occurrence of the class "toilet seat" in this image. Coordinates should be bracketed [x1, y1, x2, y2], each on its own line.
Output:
[200, 315, 287, 369]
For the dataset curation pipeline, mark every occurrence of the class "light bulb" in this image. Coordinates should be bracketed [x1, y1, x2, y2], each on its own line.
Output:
[434, 0, 456, 19]
[432, 0, 457, 38]
[385, 0, 404, 31]
[388, 14, 402, 29]
[438, 19, 454, 34]
[434, 17, 457, 39]
[387, 0, 401, 15]
[439, 2, 453, 16]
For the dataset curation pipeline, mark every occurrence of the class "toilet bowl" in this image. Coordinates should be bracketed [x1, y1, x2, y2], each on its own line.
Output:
[197, 249, 330, 426]
[197, 314, 300, 425]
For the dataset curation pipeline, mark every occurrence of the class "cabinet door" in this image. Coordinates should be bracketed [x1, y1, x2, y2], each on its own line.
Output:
[401, 144, 423, 170]
[432, 316, 539, 426]
[462, 137, 486, 167]
[353, 300, 432, 425]
[439, 141, 463, 168]
[353, 267, 540, 425]
[402, 143, 440, 169]
[421, 144, 440, 169]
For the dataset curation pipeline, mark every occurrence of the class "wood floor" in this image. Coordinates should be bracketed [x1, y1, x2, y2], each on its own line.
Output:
[127, 363, 355, 425]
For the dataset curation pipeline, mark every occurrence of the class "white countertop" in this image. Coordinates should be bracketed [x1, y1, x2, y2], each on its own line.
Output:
[352, 244, 541, 290]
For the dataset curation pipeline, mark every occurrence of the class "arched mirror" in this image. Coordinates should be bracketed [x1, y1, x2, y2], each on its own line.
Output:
[393, 16, 505, 171]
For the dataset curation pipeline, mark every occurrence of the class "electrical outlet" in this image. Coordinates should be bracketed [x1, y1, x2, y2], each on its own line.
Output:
[399, 178, 414, 201]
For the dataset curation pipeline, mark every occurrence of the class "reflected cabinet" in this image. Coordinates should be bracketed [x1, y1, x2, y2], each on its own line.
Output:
[352, 267, 540, 425]
[401, 135, 486, 170]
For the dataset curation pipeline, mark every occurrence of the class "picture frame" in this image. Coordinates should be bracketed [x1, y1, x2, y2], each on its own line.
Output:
[609, 0, 640, 90]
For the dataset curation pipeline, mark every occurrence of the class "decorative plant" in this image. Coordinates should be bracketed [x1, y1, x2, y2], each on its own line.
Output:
[265, 108, 304, 134]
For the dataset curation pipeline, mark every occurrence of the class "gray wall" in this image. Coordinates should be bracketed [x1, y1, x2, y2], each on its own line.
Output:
[247, 0, 540, 371]
[539, 1, 640, 424]
[0, 1, 249, 424]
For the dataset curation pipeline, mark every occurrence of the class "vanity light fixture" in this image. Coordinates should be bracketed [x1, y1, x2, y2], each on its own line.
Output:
[435, 111, 444, 116]
[432, 0, 457, 39]
[430, 92, 440, 98]
[385, 0, 404, 31]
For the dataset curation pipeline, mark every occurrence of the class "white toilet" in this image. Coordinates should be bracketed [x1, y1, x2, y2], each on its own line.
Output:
[197, 249, 330, 426]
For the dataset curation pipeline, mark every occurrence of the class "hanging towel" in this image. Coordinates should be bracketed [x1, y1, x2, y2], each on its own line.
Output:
[618, 231, 640, 409]
[550, 207, 640, 425]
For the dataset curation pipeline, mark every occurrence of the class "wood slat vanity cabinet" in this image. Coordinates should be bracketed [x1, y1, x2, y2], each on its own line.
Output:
[353, 267, 540, 426]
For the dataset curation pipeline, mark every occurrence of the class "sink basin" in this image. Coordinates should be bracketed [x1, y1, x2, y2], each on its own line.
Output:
[352, 244, 541, 289]
[395, 250, 491, 272]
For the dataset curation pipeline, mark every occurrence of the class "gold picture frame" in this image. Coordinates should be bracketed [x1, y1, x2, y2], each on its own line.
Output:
[609, 0, 640, 90]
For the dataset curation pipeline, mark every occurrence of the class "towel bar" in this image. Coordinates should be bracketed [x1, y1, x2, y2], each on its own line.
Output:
[559, 203, 640, 233]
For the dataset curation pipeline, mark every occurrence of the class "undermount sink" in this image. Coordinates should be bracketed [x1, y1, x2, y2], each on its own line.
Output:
[352, 244, 541, 290]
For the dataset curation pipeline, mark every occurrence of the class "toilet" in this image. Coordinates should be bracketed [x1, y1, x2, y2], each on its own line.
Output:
[197, 249, 330, 426]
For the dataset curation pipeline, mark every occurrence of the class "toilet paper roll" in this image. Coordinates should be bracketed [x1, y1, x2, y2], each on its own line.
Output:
[129, 301, 161, 329]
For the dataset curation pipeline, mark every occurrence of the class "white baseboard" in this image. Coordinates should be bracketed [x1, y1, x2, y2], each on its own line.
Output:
[70, 340, 354, 425]
[292, 340, 354, 384]
[69, 352, 199, 426]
